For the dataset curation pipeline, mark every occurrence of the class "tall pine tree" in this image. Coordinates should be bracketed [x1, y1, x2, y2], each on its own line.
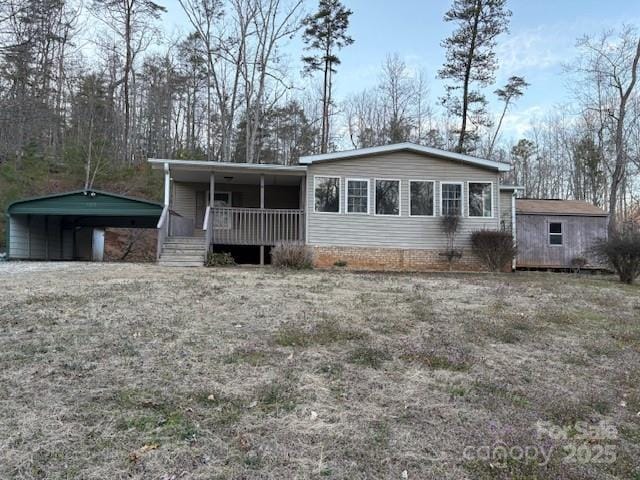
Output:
[438, 0, 511, 153]
[302, 0, 353, 153]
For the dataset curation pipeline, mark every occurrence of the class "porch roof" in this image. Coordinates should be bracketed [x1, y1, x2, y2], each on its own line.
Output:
[148, 159, 307, 176]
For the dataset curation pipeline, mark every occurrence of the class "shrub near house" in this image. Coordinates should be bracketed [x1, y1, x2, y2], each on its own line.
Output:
[471, 230, 517, 272]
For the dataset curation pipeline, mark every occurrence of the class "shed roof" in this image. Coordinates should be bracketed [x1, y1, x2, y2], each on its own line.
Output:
[7, 190, 163, 217]
[516, 199, 608, 217]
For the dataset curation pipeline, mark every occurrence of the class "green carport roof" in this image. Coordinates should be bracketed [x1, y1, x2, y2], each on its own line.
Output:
[7, 190, 163, 217]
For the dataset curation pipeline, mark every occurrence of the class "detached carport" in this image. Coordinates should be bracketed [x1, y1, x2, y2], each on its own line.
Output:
[5, 190, 162, 261]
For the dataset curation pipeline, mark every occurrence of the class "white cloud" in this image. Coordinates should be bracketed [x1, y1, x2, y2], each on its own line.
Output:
[497, 25, 573, 74]
[499, 105, 548, 138]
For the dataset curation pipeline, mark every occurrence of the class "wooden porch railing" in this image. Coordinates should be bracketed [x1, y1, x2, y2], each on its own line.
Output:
[211, 207, 304, 246]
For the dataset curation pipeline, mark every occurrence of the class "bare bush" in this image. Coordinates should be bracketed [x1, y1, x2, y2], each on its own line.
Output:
[205, 252, 236, 267]
[471, 229, 516, 272]
[592, 226, 640, 284]
[270, 242, 314, 269]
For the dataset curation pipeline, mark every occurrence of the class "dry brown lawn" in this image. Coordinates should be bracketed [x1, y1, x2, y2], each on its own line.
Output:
[0, 262, 639, 479]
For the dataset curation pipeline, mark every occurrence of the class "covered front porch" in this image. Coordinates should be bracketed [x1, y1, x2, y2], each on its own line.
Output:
[150, 159, 307, 265]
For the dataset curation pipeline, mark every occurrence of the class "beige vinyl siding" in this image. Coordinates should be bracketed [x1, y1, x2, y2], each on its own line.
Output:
[172, 182, 198, 219]
[306, 152, 500, 249]
[500, 190, 513, 232]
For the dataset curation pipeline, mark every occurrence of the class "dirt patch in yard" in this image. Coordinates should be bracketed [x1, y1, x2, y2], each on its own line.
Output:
[0, 264, 638, 479]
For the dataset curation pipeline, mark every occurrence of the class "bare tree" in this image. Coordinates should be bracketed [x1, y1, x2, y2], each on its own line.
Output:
[573, 27, 640, 232]
[91, 0, 166, 164]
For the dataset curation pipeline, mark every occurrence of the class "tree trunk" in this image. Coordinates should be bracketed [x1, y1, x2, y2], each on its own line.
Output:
[457, 0, 481, 153]
[608, 37, 640, 234]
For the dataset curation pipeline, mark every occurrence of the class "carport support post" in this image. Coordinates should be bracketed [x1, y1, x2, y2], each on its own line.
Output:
[260, 174, 265, 265]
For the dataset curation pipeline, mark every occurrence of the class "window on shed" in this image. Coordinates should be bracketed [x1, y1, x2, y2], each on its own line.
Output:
[315, 177, 340, 213]
[375, 179, 400, 215]
[347, 179, 369, 214]
[410, 181, 434, 216]
[468, 182, 492, 217]
[549, 222, 563, 245]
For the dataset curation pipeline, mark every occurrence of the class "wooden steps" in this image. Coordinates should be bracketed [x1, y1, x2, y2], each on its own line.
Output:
[158, 236, 206, 267]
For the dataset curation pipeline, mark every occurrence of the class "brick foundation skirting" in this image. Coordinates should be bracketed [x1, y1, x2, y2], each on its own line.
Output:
[312, 245, 487, 272]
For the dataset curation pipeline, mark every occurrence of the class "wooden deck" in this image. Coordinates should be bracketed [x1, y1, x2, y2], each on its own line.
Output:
[209, 207, 304, 246]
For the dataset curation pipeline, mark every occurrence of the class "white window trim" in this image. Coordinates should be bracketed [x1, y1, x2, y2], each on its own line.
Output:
[212, 191, 232, 206]
[345, 178, 370, 215]
[467, 181, 494, 218]
[313, 175, 341, 214]
[374, 178, 402, 216]
[548, 221, 563, 247]
[440, 181, 464, 217]
[408, 180, 436, 217]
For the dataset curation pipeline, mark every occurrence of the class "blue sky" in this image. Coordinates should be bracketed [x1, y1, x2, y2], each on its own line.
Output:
[161, 0, 640, 139]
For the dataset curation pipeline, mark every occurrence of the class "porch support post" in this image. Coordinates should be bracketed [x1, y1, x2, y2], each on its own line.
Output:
[163, 163, 170, 207]
[209, 172, 215, 206]
[299, 176, 306, 243]
[260, 174, 265, 265]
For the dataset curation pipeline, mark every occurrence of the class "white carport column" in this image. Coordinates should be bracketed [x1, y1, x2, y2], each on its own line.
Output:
[163, 163, 170, 207]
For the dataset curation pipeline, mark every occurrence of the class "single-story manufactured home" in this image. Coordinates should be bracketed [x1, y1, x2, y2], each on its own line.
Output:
[515, 199, 608, 269]
[150, 143, 514, 269]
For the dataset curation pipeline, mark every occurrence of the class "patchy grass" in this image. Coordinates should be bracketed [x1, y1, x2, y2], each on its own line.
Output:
[274, 317, 365, 347]
[0, 263, 638, 479]
[347, 345, 391, 369]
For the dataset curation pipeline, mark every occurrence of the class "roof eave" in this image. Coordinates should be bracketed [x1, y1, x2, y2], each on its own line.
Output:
[298, 143, 511, 172]
[148, 158, 307, 173]
[516, 211, 609, 217]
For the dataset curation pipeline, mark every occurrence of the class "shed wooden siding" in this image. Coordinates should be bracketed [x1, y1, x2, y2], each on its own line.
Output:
[306, 152, 501, 249]
[516, 214, 607, 268]
[172, 181, 300, 221]
[499, 191, 513, 232]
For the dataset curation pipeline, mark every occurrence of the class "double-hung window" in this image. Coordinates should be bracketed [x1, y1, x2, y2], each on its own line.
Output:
[314, 176, 340, 213]
[549, 222, 563, 245]
[375, 179, 400, 215]
[468, 182, 493, 217]
[409, 180, 434, 216]
[346, 179, 369, 214]
[440, 182, 463, 216]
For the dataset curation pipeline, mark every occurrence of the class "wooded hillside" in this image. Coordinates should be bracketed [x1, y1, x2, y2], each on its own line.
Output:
[1, 0, 639, 249]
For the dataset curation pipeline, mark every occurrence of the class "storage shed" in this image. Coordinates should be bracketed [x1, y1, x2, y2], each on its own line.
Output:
[5, 190, 162, 261]
[515, 199, 608, 269]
